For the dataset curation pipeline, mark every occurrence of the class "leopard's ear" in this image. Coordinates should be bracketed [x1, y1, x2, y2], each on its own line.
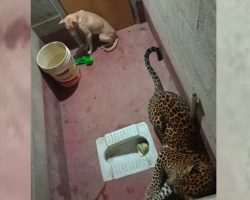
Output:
[185, 165, 194, 174]
[185, 165, 199, 174]
[59, 19, 64, 24]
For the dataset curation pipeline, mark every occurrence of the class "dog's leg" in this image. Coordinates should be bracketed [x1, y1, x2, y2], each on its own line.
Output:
[99, 33, 114, 47]
[99, 33, 118, 51]
[86, 31, 93, 54]
[78, 25, 93, 54]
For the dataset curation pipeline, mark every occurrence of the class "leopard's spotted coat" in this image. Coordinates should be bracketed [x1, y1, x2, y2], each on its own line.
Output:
[144, 47, 216, 200]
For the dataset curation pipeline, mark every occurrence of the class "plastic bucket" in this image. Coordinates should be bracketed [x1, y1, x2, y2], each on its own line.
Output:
[36, 41, 80, 87]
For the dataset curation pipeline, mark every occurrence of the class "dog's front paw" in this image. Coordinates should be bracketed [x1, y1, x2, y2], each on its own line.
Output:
[87, 49, 92, 55]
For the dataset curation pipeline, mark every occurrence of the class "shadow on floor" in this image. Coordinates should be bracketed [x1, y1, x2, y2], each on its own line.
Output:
[41, 70, 79, 101]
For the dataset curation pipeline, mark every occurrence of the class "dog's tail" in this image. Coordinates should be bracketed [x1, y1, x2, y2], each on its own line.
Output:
[103, 37, 119, 52]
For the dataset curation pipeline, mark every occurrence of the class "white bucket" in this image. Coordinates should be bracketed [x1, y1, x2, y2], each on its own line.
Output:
[36, 41, 80, 87]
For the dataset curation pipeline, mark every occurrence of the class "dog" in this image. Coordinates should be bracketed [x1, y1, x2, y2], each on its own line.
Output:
[59, 10, 118, 54]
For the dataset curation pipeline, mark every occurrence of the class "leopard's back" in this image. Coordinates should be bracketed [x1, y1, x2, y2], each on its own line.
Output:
[144, 47, 205, 153]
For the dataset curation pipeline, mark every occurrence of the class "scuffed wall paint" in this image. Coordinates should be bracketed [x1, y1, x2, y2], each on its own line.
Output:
[217, 0, 250, 199]
[143, 0, 216, 154]
[0, 1, 30, 199]
[31, 0, 64, 37]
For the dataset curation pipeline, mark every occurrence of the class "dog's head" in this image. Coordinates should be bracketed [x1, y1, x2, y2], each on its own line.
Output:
[59, 15, 78, 30]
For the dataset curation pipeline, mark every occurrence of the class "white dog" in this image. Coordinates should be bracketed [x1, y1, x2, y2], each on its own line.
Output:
[59, 10, 118, 54]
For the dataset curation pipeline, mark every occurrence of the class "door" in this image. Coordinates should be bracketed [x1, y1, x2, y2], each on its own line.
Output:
[59, 0, 135, 30]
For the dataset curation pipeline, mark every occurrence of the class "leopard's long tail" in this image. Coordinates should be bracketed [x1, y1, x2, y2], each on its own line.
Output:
[144, 47, 164, 94]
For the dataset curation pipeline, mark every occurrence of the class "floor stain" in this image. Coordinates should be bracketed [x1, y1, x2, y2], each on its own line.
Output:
[71, 185, 79, 194]
[94, 183, 109, 200]
[56, 183, 68, 197]
[85, 192, 89, 199]
[126, 186, 135, 194]
[140, 27, 146, 31]
[116, 123, 130, 129]
[86, 106, 92, 113]
[134, 108, 139, 113]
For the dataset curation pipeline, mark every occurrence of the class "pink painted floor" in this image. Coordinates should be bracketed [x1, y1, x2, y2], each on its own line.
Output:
[60, 23, 179, 200]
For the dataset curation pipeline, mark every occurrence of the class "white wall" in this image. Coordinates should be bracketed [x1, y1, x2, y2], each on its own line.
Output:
[143, 0, 216, 154]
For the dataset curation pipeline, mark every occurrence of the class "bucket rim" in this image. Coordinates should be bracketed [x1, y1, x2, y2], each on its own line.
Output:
[36, 41, 70, 70]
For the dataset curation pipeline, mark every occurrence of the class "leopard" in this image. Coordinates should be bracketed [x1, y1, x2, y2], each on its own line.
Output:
[146, 147, 216, 200]
[143, 47, 216, 200]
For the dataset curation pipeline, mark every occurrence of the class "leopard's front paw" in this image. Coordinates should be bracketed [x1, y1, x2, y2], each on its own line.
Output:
[145, 186, 153, 200]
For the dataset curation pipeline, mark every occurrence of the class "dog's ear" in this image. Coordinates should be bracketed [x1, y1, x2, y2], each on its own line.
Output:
[59, 19, 65, 24]
[72, 21, 78, 28]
